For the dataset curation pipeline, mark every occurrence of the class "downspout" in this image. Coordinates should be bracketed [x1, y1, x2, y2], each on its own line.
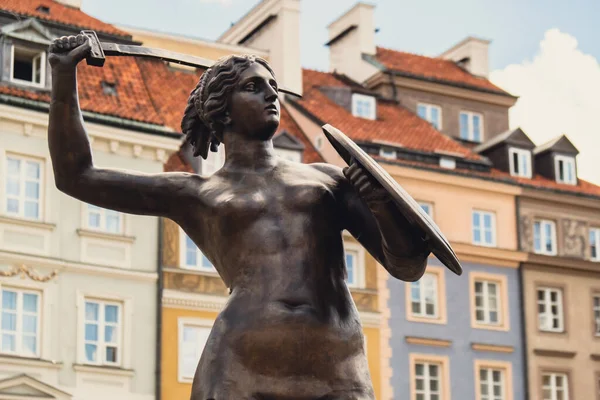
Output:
[515, 196, 529, 400]
[156, 217, 164, 400]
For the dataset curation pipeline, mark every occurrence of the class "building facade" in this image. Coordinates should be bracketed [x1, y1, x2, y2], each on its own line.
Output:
[0, 2, 181, 399]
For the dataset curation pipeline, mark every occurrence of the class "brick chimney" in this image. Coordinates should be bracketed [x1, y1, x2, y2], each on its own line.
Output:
[439, 37, 490, 78]
[218, 0, 302, 95]
[55, 0, 81, 8]
[326, 2, 379, 83]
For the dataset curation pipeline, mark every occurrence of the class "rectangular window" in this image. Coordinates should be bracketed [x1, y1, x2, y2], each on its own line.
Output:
[459, 111, 483, 142]
[343, 242, 364, 289]
[5, 155, 42, 220]
[182, 233, 216, 272]
[542, 373, 569, 400]
[594, 296, 600, 336]
[417, 103, 442, 130]
[590, 228, 600, 261]
[10, 46, 46, 88]
[509, 148, 532, 178]
[86, 204, 123, 234]
[179, 322, 211, 381]
[84, 299, 122, 366]
[418, 202, 434, 220]
[534, 220, 557, 255]
[201, 145, 225, 176]
[351, 93, 376, 120]
[379, 148, 397, 159]
[472, 210, 496, 247]
[479, 367, 505, 400]
[554, 155, 576, 185]
[414, 362, 442, 400]
[0, 288, 40, 357]
[537, 288, 564, 332]
[474, 280, 500, 326]
[411, 273, 438, 318]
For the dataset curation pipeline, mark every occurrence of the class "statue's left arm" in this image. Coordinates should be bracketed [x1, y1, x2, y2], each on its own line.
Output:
[315, 162, 430, 282]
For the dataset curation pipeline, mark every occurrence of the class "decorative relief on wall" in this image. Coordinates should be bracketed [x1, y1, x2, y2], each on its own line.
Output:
[351, 292, 378, 312]
[562, 219, 587, 259]
[162, 218, 180, 267]
[164, 271, 228, 295]
[0, 264, 57, 282]
[519, 215, 533, 253]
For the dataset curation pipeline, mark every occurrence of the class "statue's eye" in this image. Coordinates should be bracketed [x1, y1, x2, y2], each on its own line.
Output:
[245, 82, 256, 91]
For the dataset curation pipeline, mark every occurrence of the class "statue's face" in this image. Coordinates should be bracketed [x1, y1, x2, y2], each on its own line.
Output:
[227, 63, 280, 140]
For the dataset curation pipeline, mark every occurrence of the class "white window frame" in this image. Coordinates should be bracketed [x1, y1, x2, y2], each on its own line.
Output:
[418, 201, 434, 220]
[179, 228, 217, 273]
[537, 287, 564, 333]
[4, 153, 44, 221]
[554, 155, 576, 185]
[459, 111, 484, 142]
[201, 144, 225, 176]
[472, 210, 497, 247]
[273, 147, 302, 163]
[379, 147, 397, 159]
[84, 204, 124, 234]
[593, 295, 600, 337]
[589, 228, 600, 262]
[542, 372, 569, 400]
[351, 93, 376, 120]
[508, 147, 532, 178]
[178, 317, 213, 383]
[410, 272, 439, 319]
[534, 220, 557, 256]
[82, 298, 123, 367]
[417, 103, 442, 130]
[479, 367, 505, 400]
[474, 280, 501, 326]
[439, 157, 456, 169]
[9, 45, 46, 88]
[344, 240, 365, 289]
[0, 287, 41, 358]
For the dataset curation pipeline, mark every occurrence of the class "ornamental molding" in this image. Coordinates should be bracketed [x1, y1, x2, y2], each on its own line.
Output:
[0, 264, 58, 282]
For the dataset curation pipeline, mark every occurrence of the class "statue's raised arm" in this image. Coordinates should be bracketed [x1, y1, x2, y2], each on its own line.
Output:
[47, 34, 199, 219]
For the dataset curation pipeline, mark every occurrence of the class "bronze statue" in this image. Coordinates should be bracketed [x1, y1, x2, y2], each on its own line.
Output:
[48, 34, 435, 400]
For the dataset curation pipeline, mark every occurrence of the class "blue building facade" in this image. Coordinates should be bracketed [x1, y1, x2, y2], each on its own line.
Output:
[388, 257, 526, 400]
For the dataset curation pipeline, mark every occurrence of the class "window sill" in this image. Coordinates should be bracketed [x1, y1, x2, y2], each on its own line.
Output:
[73, 363, 135, 377]
[0, 214, 56, 231]
[406, 314, 447, 325]
[174, 266, 220, 277]
[472, 322, 509, 332]
[77, 229, 135, 244]
[538, 328, 566, 335]
[0, 354, 62, 369]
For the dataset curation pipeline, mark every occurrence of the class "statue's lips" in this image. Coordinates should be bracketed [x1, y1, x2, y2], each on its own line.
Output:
[265, 104, 278, 113]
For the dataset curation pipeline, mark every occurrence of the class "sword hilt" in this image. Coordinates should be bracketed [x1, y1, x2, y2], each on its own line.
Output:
[81, 30, 105, 67]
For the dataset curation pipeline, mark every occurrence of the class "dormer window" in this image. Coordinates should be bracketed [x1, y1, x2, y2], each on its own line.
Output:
[555, 155, 576, 185]
[508, 148, 532, 178]
[417, 103, 442, 130]
[459, 111, 483, 142]
[379, 148, 396, 159]
[10, 45, 46, 88]
[439, 157, 456, 169]
[352, 93, 376, 120]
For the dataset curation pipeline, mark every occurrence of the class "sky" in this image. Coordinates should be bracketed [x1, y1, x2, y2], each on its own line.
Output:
[81, 0, 600, 184]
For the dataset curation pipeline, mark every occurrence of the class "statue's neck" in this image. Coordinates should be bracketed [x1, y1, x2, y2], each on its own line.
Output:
[222, 133, 277, 173]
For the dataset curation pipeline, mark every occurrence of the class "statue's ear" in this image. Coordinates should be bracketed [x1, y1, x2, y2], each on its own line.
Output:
[222, 112, 232, 127]
[194, 136, 210, 159]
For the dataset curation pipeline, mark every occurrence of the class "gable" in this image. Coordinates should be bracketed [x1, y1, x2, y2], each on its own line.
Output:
[1, 19, 55, 45]
[504, 127, 535, 149]
[273, 130, 305, 151]
[0, 374, 71, 399]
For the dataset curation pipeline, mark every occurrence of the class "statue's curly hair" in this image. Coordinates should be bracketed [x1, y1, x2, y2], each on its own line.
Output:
[180, 54, 275, 159]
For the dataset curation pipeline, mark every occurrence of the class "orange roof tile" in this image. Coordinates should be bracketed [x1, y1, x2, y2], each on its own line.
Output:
[0, 57, 162, 125]
[2, 0, 129, 37]
[374, 47, 509, 95]
[297, 69, 483, 161]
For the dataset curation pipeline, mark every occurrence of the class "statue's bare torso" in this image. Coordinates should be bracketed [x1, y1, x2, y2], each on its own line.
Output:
[180, 160, 374, 399]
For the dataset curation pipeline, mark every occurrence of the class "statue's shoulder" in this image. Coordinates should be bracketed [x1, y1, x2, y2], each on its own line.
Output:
[308, 162, 344, 179]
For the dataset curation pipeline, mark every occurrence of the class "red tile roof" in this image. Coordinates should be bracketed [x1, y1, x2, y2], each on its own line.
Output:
[297, 69, 483, 161]
[0, 57, 162, 125]
[2, 0, 129, 37]
[374, 47, 509, 95]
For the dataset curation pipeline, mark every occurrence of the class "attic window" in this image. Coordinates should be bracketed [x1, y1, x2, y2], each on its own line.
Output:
[352, 93, 376, 120]
[439, 157, 456, 169]
[555, 155, 576, 185]
[508, 148, 532, 178]
[36, 5, 50, 14]
[101, 81, 117, 96]
[379, 148, 396, 159]
[10, 45, 46, 88]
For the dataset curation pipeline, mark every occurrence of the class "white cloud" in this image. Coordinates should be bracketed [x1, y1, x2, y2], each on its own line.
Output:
[490, 29, 600, 185]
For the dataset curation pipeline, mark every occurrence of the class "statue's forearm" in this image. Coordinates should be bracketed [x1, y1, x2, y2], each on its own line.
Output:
[48, 68, 93, 193]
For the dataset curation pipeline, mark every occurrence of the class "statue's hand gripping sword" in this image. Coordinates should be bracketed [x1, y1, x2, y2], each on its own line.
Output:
[80, 30, 301, 98]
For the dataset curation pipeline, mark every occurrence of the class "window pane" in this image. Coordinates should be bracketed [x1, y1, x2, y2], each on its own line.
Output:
[106, 212, 121, 233]
[1, 312, 16, 331]
[6, 178, 19, 196]
[85, 343, 97, 362]
[2, 291, 17, 310]
[346, 253, 355, 284]
[415, 363, 424, 376]
[484, 214, 492, 229]
[85, 324, 98, 341]
[201, 255, 214, 270]
[431, 107, 440, 129]
[22, 335, 36, 354]
[2, 333, 15, 352]
[26, 161, 40, 180]
[106, 346, 117, 362]
[534, 222, 541, 251]
[473, 115, 481, 141]
[105, 305, 118, 323]
[7, 198, 19, 214]
[23, 293, 38, 312]
[7, 158, 20, 175]
[85, 302, 99, 321]
[417, 105, 427, 119]
[88, 212, 101, 228]
[460, 113, 469, 139]
[185, 235, 197, 266]
[429, 364, 438, 377]
[105, 326, 117, 343]
[24, 201, 38, 219]
[22, 315, 37, 334]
